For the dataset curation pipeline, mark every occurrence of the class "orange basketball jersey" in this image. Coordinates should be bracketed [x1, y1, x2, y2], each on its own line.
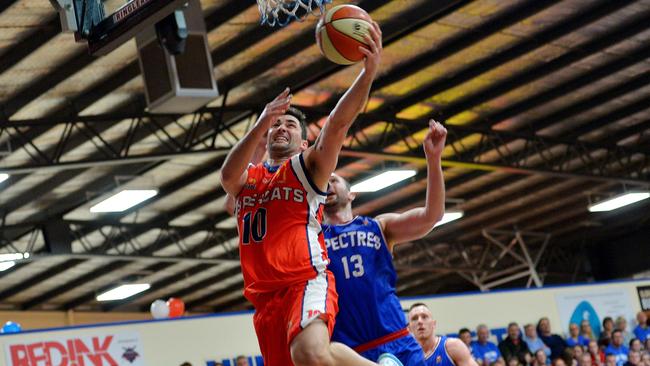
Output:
[235, 153, 329, 304]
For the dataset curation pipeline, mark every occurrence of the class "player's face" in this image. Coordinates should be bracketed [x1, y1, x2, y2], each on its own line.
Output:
[408, 306, 435, 341]
[326, 174, 352, 208]
[267, 115, 306, 157]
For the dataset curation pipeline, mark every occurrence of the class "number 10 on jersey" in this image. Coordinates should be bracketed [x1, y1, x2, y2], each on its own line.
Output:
[241, 208, 267, 244]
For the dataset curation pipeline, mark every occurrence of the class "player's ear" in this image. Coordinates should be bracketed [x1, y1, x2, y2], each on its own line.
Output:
[348, 191, 357, 202]
[300, 139, 308, 150]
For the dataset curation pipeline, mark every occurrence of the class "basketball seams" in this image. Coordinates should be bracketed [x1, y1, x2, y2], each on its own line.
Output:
[328, 19, 372, 44]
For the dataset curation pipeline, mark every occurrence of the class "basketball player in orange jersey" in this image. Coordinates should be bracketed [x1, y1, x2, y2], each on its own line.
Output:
[220, 21, 400, 366]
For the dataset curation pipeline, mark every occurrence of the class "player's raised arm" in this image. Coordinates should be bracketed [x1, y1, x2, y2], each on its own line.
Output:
[304, 21, 382, 188]
[447, 338, 481, 366]
[377, 120, 447, 252]
[224, 132, 267, 216]
[220, 88, 291, 197]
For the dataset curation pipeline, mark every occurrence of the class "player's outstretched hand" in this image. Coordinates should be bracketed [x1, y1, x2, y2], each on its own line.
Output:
[359, 21, 382, 78]
[258, 87, 292, 128]
[423, 119, 447, 159]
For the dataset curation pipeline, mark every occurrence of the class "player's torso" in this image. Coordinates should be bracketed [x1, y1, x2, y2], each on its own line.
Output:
[323, 216, 406, 346]
[236, 155, 328, 300]
[426, 336, 456, 366]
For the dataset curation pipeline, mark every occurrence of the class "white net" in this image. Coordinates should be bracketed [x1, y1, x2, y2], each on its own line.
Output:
[256, 0, 332, 27]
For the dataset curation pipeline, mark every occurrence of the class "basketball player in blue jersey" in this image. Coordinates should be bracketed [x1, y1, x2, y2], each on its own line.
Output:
[321, 120, 448, 366]
[408, 303, 478, 366]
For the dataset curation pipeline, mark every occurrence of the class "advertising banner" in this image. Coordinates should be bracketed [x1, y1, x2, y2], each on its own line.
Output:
[5, 331, 144, 366]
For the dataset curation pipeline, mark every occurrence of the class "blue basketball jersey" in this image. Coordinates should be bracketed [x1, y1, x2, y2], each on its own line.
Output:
[322, 216, 407, 348]
[425, 336, 456, 366]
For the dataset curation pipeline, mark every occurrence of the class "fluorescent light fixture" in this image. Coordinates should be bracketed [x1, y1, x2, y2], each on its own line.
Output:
[0, 253, 27, 262]
[351, 170, 417, 192]
[434, 211, 464, 227]
[0, 261, 15, 271]
[588, 192, 650, 212]
[0, 173, 8, 183]
[90, 189, 158, 213]
[96, 284, 151, 301]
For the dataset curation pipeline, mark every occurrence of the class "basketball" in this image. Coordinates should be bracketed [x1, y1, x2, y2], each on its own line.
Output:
[316, 4, 374, 65]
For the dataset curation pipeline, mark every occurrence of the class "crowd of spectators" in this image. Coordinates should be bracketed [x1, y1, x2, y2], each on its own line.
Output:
[460, 311, 650, 366]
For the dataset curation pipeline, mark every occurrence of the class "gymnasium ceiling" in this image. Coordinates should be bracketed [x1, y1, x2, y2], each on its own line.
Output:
[1, 0, 650, 314]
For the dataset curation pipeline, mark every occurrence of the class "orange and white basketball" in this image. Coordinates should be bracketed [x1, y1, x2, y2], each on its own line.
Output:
[315, 5, 374, 65]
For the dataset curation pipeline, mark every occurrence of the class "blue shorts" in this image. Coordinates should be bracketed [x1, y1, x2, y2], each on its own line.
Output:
[360, 334, 426, 366]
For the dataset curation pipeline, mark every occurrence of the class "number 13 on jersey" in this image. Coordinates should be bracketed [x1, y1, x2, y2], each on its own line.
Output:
[341, 254, 364, 279]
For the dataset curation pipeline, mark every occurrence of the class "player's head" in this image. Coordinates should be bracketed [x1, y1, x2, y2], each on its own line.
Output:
[407, 303, 436, 342]
[325, 173, 355, 210]
[267, 107, 308, 158]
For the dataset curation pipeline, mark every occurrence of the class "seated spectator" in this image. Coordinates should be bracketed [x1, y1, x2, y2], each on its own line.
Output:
[588, 340, 605, 366]
[574, 345, 586, 361]
[554, 358, 568, 366]
[568, 323, 590, 347]
[526, 324, 552, 358]
[623, 351, 641, 366]
[605, 330, 629, 366]
[629, 339, 642, 353]
[538, 317, 567, 360]
[472, 324, 503, 366]
[616, 317, 634, 346]
[534, 349, 549, 366]
[506, 357, 521, 366]
[600, 318, 615, 348]
[606, 355, 618, 366]
[500, 322, 533, 365]
[562, 346, 577, 366]
[633, 312, 650, 342]
[460, 328, 474, 351]
[579, 353, 594, 366]
[235, 356, 249, 366]
[581, 320, 595, 343]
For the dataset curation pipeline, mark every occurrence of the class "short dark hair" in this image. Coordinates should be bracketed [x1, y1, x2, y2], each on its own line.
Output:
[611, 329, 622, 336]
[408, 302, 429, 312]
[285, 107, 307, 139]
[508, 322, 519, 329]
[459, 328, 471, 335]
[603, 317, 613, 326]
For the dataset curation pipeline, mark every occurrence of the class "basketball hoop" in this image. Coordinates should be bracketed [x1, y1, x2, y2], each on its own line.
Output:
[256, 0, 332, 27]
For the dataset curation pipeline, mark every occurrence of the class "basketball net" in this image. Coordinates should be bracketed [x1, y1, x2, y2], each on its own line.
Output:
[256, 0, 332, 27]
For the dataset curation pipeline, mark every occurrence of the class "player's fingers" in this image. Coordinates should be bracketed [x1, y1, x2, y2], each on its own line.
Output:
[371, 21, 382, 49]
[366, 26, 380, 48]
[358, 46, 372, 58]
[363, 34, 378, 54]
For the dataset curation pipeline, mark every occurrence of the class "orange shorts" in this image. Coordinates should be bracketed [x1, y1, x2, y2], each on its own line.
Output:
[252, 270, 338, 366]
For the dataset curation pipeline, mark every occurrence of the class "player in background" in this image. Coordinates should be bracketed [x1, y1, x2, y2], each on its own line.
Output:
[408, 303, 479, 366]
[321, 119, 447, 365]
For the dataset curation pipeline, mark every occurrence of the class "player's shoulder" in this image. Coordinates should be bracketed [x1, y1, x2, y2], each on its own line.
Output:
[445, 337, 470, 356]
